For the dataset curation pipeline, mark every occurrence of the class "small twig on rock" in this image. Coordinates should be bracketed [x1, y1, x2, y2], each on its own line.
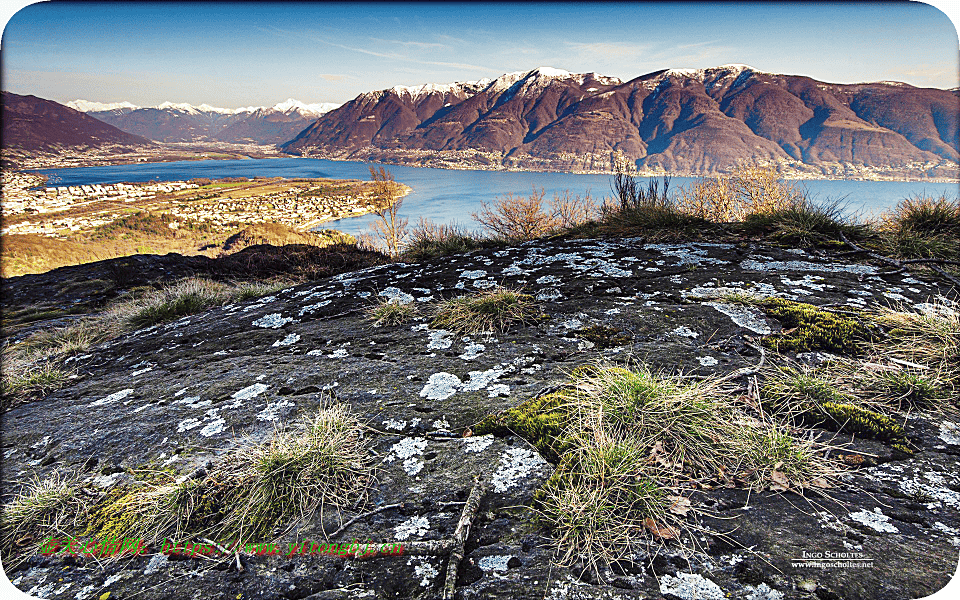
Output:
[328, 503, 405, 539]
[443, 474, 487, 600]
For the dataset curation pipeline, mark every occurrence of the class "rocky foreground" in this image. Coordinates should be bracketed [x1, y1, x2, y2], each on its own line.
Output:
[3, 238, 959, 599]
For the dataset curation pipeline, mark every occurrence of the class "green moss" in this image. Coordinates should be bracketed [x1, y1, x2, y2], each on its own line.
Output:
[761, 368, 911, 453]
[577, 325, 632, 349]
[756, 299, 871, 354]
[474, 392, 571, 462]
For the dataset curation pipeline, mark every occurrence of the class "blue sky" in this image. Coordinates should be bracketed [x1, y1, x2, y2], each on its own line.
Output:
[1, 1, 958, 108]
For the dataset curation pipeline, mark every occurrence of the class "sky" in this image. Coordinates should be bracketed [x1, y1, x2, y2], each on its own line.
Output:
[1, 1, 958, 109]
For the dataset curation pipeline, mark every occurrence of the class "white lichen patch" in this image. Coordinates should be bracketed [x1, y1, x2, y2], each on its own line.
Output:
[432, 417, 450, 430]
[386, 437, 428, 475]
[130, 366, 153, 377]
[705, 302, 773, 334]
[394, 515, 430, 540]
[741, 258, 877, 275]
[463, 434, 495, 453]
[487, 384, 511, 397]
[411, 558, 440, 587]
[176, 418, 203, 433]
[252, 313, 293, 328]
[672, 326, 699, 338]
[933, 522, 960, 547]
[536, 275, 559, 284]
[428, 330, 453, 350]
[746, 583, 785, 600]
[698, 356, 719, 367]
[659, 572, 725, 600]
[491, 447, 548, 493]
[848, 508, 899, 533]
[560, 318, 583, 329]
[536, 288, 562, 301]
[272, 333, 301, 347]
[257, 400, 294, 422]
[328, 348, 349, 358]
[298, 299, 332, 316]
[462, 367, 507, 392]
[478, 555, 512, 572]
[91, 388, 134, 407]
[379, 287, 414, 304]
[199, 417, 226, 437]
[143, 552, 168, 575]
[459, 269, 487, 279]
[459, 343, 485, 360]
[939, 422, 960, 445]
[382, 418, 407, 431]
[232, 383, 268, 401]
[420, 372, 462, 400]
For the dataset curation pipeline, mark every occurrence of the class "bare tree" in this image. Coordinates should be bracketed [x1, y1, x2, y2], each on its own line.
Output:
[367, 166, 408, 258]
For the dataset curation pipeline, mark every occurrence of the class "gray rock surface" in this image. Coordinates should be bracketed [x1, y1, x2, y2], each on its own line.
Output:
[3, 238, 958, 599]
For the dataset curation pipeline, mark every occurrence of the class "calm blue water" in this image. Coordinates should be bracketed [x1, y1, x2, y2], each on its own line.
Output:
[33, 158, 959, 236]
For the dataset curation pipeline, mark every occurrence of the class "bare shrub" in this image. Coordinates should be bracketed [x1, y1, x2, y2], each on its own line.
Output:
[473, 188, 596, 241]
[677, 162, 806, 222]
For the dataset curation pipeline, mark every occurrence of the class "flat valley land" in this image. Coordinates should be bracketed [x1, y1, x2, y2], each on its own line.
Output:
[0, 172, 409, 277]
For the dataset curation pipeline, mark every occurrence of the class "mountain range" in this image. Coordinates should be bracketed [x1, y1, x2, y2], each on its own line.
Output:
[67, 99, 340, 144]
[2, 91, 153, 154]
[4, 65, 958, 178]
[282, 65, 960, 177]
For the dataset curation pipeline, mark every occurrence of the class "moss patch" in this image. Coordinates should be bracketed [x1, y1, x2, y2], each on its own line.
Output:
[755, 298, 872, 354]
[474, 391, 571, 462]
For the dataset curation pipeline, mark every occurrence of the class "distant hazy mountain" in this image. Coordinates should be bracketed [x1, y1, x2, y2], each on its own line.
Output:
[69, 98, 340, 144]
[2, 91, 153, 153]
[281, 65, 959, 177]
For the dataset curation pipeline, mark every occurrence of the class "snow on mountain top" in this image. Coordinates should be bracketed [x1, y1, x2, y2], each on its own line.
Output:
[67, 99, 140, 112]
[270, 98, 341, 114]
[155, 101, 204, 113]
[387, 79, 492, 100]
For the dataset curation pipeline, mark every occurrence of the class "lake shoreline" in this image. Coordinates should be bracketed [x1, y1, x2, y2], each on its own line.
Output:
[20, 153, 959, 184]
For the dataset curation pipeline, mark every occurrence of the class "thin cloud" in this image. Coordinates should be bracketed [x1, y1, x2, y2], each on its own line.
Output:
[262, 25, 498, 74]
[368, 37, 448, 50]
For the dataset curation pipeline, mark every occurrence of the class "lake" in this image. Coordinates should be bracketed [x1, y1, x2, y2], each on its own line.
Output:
[34, 158, 959, 237]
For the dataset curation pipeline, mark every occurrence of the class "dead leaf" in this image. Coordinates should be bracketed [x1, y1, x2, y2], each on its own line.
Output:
[808, 477, 831, 489]
[667, 496, 692, 516]
[770, 470, 790, 491]
[644, 518, 678, 539]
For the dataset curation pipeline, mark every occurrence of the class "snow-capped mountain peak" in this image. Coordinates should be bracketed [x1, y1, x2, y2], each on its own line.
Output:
[66, 99, 140, 112]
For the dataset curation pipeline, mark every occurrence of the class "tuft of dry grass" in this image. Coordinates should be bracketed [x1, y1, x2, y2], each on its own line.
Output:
[431, 287, 539, 334]
[0, 472, 92, 567]
[365, 297, 418, 327]
[83, 404, 372, 549]
[495, 362, 839, 578]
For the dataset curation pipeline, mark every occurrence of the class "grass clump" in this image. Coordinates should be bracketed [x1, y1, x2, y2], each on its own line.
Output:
[431, 287, 539, 334]
[365, 297, 418, 328]
[212, 406, 370, 540]
[876, 194, 960, 261]
[741, 197, 856, 247]
[111, 278, 236, 329]
[477, 362, 836, 576]
[753, 298, 872, 355]
[599, 169, 708, 238]
[0, 473, 92, 567]
[84, 404, 371, 547]
[403, 218, 500, 260]
[760, 366, 911, 452]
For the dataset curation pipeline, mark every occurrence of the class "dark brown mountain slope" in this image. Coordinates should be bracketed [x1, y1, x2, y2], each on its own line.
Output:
[282, 65, 959, 178]
[1, 91, 153, 152]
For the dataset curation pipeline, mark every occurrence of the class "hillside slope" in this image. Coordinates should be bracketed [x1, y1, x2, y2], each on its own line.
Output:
[283, 65, 959, 178]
